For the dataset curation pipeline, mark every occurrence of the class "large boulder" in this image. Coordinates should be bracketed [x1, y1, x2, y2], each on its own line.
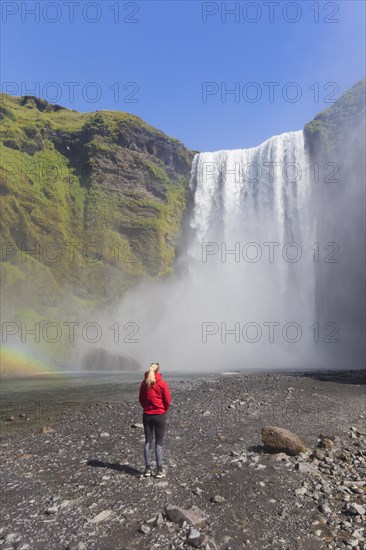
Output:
[261, 425, 308, 456]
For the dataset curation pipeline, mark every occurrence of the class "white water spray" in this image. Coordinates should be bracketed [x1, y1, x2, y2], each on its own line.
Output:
[106, 131, 319, 372]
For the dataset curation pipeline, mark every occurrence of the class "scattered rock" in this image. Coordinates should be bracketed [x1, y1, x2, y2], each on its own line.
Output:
[270, 452, 289, 462]
[15, 453, 33, 460]
[1, 371, 365, 550]
[318, 503, 332, 515]
[40, 426, 55, 434]
[88, 510, 113, 523]
[45, 506, 58, 515]
[187, 527, 204, 547]
[295, 463, 317, 475]
[318, 435, 335, 449]
[164, 504, 207, 527]
[4, 534, 21, 543]
[344, 539, 359, 548]
[154, 512, 165, 529]
[346, 503, 365, 516]
[312, 448, 326, 461]
[210, 495, 225, 503]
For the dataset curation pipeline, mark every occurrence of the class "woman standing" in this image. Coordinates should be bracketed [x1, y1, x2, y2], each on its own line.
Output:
[139, 363, 171, 477]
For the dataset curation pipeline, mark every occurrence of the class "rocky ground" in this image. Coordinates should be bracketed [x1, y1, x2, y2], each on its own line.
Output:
[0, 370, 365, 550]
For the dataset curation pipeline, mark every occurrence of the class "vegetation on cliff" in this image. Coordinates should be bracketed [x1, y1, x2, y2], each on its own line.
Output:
[304, 77, 365, 157]
[0, 95, 194, 325]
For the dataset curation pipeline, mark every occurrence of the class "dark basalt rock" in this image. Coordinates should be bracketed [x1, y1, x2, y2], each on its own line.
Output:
[82, 347, 142, 372]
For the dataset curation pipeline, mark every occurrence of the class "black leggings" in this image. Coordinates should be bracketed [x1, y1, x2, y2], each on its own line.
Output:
[143, 413, 166, 445]
[142, 413, 166, 467]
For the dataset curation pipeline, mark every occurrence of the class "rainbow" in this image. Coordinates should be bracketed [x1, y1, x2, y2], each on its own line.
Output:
[0, 347, 62, 377]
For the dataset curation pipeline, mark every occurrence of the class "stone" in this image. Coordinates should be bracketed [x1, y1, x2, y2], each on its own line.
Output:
[88, 509, 113, 523]
[154, 512, 165, 528]
[201, 535, 218, 549]
[187, 527, 203, 547]
[210, 495, 225, 503]
[131, 423, 144, 429]
[318, 503, 332, 514]
[156, 481, 169, 488]
[295, 463, 317, 474]
[139, 524, 150, 534]
[347, 503, 365, 516]
[164, 504, 208, 527]
[60, 500, 70, 509]
[99, 432, 110, 438]
[15, 453, 33, 460]
[318, 436, 335, 449]
[45, 506, 58, 515]
[261, 426, 307, 455]
[312, 448, 326, 461]
[270, 452, 289, 462]
[5, 534, 21, 543]
[339, 450, 352, 461]
[40, 426, 55, 434]
[344, 539, 359, 548]
[350, 486, 363, 494]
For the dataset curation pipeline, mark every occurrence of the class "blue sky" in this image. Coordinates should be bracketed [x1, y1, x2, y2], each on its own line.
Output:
[1, 0, 365, 151]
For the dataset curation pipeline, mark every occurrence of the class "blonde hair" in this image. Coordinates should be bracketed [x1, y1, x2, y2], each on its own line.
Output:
[146, 363, 160, 389]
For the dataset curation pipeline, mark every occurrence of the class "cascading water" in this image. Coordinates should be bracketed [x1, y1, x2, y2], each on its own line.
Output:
[112, 130, 320, 372]
[187, 131, 315, 325]
[189, 131, 310, 251]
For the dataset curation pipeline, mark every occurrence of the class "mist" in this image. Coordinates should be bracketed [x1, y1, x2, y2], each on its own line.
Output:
[89, 119, 364, 375]
[311, 115, 366, 371]
[3, 121, 363, 377]
[90, 131, 326, 373]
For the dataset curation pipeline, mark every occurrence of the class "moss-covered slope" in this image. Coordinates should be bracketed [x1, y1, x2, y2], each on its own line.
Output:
[0, 95, 195, 317]
[304, 77, 366, 157]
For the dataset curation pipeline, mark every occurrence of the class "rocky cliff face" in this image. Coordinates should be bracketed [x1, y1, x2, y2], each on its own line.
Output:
[304, 77, 365, 157]
[0, 95, 195, 320]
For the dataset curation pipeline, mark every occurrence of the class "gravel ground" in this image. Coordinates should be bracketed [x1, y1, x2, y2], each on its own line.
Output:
[0, 370, 365, 550]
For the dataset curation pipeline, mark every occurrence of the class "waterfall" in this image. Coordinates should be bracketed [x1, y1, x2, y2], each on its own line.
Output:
[189, 131, 311, 257]
[187, 130, 314, 319]
[113, 130, 319, 372]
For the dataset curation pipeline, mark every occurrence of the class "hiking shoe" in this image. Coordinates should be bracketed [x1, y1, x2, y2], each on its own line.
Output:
[144, 467, 152, 477]
[155, 466, 166, 478]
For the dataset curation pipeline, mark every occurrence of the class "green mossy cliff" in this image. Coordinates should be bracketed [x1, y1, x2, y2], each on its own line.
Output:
[304, 77, 366, 157]
[0, 95, 195, 317]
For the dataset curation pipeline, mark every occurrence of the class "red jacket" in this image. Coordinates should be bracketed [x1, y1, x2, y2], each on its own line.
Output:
[139, 371, 171, 415]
